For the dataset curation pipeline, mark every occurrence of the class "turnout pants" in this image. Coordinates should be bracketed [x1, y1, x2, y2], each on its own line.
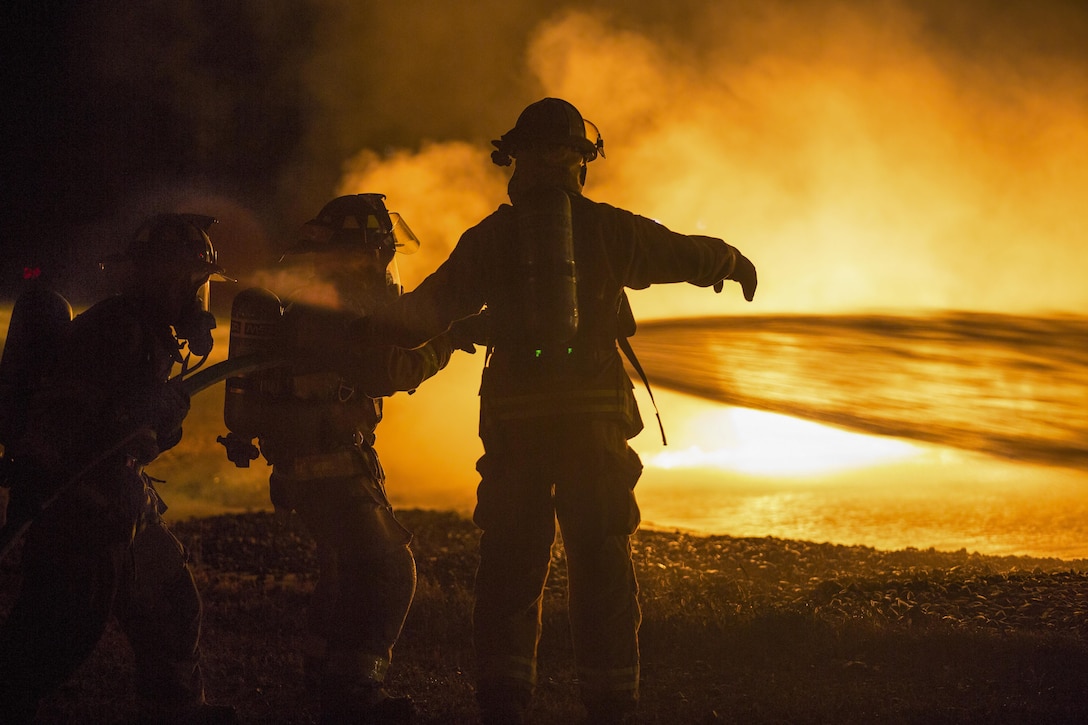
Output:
[274, 459, 415, 702]
[0, 483, 204, 722]
[473, 416, 644, 717]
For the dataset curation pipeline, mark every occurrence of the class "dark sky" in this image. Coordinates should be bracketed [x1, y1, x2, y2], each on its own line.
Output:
[3, 0, 1086, 305]
[1, 0, 548, 302]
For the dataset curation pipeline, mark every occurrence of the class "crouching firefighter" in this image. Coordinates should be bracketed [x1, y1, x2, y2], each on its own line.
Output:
[217, 194, 477, 724]
[0, 214, 239, 724]
[359, 98, 759, 724]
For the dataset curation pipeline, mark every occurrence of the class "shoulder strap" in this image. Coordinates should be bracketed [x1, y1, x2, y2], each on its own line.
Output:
[616, 291, 667, 445]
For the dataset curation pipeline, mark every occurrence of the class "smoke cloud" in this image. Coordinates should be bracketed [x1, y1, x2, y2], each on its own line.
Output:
[336, 3, 1088, 317]
[322, 1, 1088, 513]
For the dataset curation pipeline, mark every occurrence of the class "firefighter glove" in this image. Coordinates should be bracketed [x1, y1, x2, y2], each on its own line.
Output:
[125, 427, 161, 466]
[446, 311, 489, 354]
[716, 252, 757, 301]
[152, 383, 190, 454]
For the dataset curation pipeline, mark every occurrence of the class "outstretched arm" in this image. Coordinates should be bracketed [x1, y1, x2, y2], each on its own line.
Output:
[606, 207, 757, 301]
[352, 309, 490, 398]
[352, 334, 455, 399]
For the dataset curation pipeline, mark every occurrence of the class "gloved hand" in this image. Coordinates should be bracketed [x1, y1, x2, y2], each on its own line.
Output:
[124, 427, 161, 466]
[96, 465, 149, 545]
[446, 312, 489, 354]
[714, 252, 757, 301]
[153, 382, 191, 455]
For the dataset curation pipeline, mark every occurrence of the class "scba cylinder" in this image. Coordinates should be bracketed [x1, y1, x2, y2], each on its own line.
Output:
[223, 287, 282, 439]
[0, 287, 73, 448]
[515, 186, 578, 347]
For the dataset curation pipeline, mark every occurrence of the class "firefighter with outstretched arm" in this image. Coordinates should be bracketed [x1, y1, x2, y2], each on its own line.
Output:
[358, 98, 758, 724]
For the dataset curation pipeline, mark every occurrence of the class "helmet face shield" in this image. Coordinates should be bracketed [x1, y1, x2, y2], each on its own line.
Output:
[195, 278, 211, 312]
[287, 194, 419, 258]
[284, 194, 417, 313]
[292, 247, 402, 314]
[389, 212, 420, 254]
[581, 118, 605, 162]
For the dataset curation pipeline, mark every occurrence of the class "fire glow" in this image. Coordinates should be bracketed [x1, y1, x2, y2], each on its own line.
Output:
[644, 407, 921, 477]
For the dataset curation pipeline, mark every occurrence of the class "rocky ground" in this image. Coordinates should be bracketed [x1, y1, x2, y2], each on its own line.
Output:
[2, 509, 1088, 723]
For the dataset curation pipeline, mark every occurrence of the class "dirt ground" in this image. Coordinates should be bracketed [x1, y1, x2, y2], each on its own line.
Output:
[2, 509, 1087, 724]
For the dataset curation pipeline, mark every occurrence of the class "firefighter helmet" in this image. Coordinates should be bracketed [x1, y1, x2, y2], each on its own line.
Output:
[121, 213, 233, 282]
[287, 193, 420, 258]
[491, 98, 605, 167]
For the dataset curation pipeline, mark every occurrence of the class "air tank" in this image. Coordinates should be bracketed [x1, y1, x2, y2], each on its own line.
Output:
[0, 287, 72, 448]
[515, 186, 578, 346]
[223, 287, 282, 439]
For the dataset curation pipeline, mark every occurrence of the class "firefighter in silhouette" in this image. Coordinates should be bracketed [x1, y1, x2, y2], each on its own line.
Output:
[218, 194, 470, 723]
[0, 214, 238, 724]
[359, 98, 758, 724]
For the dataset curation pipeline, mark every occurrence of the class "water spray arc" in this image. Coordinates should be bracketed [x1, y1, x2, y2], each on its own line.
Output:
[629, 313, 1088, 469]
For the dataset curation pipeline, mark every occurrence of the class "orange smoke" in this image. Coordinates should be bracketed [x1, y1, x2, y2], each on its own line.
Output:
[337, 8, 1088, 318]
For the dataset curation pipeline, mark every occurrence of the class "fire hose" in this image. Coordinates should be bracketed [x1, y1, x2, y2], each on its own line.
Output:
[0, 353, 283, 560]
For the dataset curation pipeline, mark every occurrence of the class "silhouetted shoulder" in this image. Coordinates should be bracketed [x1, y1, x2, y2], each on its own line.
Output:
[463, 203, 515, 236]
[450, 204, 518, 262]
[57, 295, 174, 391]
[67, 296, 143, 355]
[570, 194, 675, 236]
